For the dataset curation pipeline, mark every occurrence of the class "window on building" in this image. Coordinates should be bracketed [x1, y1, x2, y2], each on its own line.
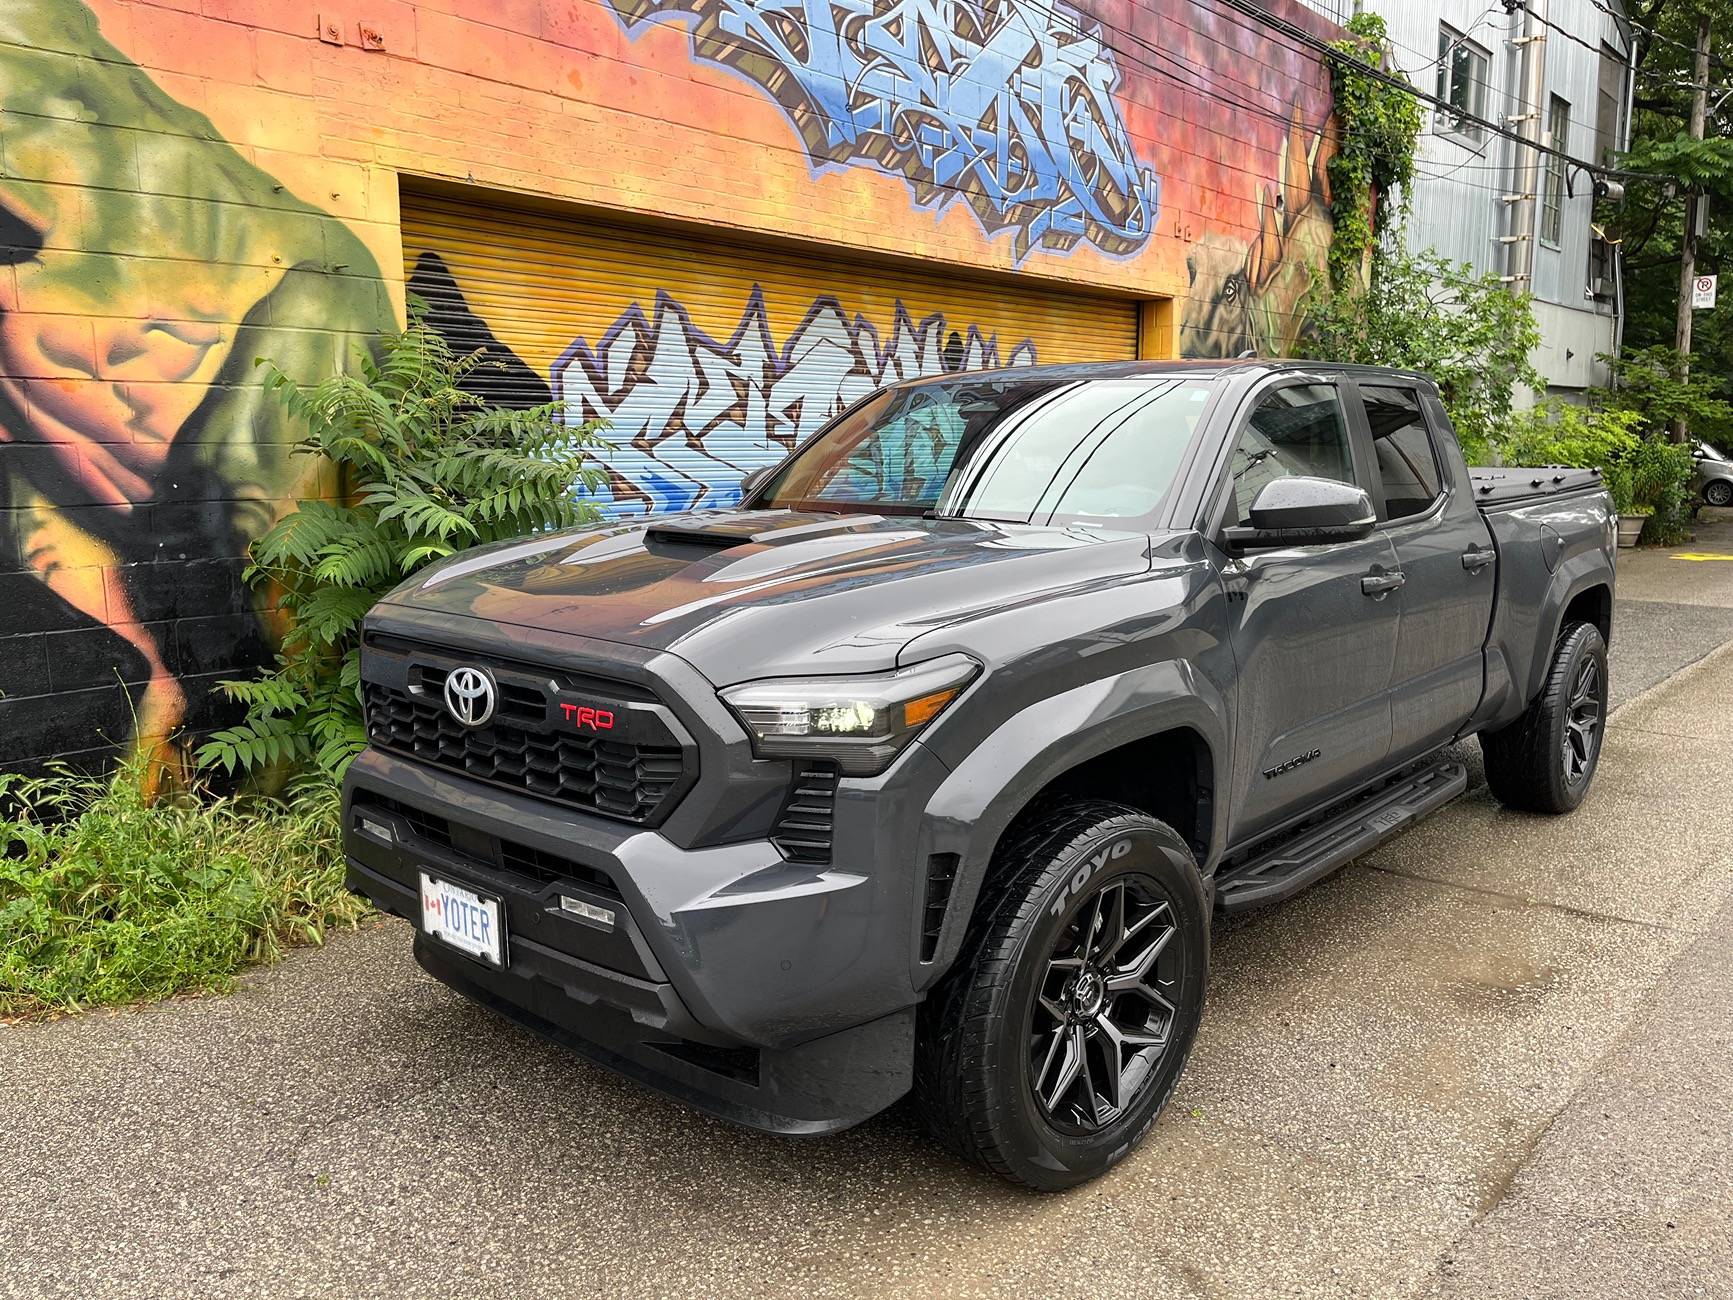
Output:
[1436, 25, 1491, 142]
[1541, 96, 1571, 248]
[1596, 42, 1625, 167]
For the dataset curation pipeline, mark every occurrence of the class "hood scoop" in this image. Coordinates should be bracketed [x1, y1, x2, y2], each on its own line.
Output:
[642, 523, 746, 549]
[641, 510, 889, 551]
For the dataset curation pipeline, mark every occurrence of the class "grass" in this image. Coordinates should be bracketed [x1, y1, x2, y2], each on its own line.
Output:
[0, 757, 370, 1020]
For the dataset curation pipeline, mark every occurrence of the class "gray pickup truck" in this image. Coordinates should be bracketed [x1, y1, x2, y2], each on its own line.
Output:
[343, 360, 1616, 1188]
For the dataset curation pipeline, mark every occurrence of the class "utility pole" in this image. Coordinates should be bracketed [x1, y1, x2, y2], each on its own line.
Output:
[1505, 0, 1547, 300]
[1673, 13, 1711, 443]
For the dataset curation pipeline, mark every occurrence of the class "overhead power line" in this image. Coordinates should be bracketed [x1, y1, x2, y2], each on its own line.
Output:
[1215, 0, 1666, 182]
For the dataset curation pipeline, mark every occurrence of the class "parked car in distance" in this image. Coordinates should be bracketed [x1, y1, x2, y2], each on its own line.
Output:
[1695, 441, 1733, 509]
[342, 360, 1617, 1189]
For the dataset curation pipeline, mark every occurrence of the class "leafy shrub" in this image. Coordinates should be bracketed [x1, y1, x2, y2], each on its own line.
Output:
[1301, 244, 1541, 463]
[1627, 437, 1697, 543]
[1497, 401, 1642, 510]
[198, 321, 606, 780]
[1585, 347, 1720, 544]
[1496, 398, 1695, 540]
[0, 760, 365, 1018]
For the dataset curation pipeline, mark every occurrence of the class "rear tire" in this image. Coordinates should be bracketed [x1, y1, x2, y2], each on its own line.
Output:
[1481, 621, 1608, 813]
[913, 801, 1208, 1190]
[1706, 479, 1733, 508]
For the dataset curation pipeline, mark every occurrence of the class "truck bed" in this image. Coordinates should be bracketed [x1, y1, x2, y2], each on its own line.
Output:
[1469, 466, 1606, 511]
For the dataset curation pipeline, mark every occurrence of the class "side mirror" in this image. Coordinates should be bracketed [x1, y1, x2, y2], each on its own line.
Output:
[1692, 447, 1707, 459]
[738, 465, 776, 502]
[1222, 476, 1376, 551]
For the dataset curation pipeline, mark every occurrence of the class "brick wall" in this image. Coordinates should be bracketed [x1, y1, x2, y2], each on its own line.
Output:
[0, 0, 1340, 778]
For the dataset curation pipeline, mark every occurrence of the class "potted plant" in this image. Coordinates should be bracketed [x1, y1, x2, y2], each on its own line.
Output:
[1624, 437, 1696, 546]
[1602, 461, 1647, 548]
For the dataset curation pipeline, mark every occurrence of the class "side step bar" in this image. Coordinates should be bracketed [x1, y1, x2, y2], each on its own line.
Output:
[1215, 758, 1467, 914]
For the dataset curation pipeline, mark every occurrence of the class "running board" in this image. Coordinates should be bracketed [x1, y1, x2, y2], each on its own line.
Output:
[1215, 759, 1468, 914]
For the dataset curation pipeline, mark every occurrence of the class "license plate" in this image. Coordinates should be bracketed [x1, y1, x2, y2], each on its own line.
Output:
[419, 872, 506, 968]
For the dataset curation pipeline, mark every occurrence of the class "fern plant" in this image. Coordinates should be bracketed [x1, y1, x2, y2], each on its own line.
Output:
[198, 320, 606, 779]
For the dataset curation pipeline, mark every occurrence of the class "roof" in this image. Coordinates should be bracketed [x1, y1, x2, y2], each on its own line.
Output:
[882, 358, 1441, 389]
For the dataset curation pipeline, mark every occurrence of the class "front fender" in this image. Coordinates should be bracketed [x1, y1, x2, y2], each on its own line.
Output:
[912, 659, 1227, 980]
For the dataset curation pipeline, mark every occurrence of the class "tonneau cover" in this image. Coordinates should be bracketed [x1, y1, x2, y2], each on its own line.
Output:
[1469, 466, 1606, 509]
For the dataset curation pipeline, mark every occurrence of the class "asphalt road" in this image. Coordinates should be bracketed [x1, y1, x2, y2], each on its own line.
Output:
[5, 515, 1733, 1300]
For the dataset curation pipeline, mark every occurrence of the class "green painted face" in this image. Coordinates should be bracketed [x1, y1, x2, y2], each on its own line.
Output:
[0, 0, 393, 517]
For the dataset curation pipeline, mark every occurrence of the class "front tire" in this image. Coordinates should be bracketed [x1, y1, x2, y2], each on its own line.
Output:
[1706, 479, 1733, 508]
[1481, 621, 1608, 813]
[913, 802, 1209, 1190]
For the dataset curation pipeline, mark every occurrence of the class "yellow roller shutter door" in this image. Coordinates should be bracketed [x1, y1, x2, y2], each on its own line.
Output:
[401, 192, 1141, 516]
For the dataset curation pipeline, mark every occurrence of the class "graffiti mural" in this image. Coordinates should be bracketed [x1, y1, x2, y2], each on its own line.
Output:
[1179, 108, 1336, 359]
[0, 0, 392, 779]
[552, 286, 1036, 515]
[607, 0, 1159, 262]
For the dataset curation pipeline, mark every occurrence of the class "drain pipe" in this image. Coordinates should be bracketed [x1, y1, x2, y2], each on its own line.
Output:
[1612, 22, 1638, 364]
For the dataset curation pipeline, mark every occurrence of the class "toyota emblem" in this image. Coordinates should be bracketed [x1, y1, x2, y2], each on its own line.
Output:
[443, 666, 497, 728]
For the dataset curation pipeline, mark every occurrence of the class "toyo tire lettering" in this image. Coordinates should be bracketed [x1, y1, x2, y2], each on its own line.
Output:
[1048, 837, 1133, 917]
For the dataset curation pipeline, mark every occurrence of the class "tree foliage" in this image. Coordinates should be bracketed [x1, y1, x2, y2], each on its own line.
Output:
[197, 322, 606, 780]
[1301, 245, 1541, 463]
[1615, 0, 1733, 418]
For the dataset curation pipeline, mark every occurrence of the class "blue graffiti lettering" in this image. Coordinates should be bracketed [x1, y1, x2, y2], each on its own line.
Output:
[606, 0, 1159, 261]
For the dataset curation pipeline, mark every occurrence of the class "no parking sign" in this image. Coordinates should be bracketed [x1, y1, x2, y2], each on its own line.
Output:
[1693, 274, 1718, 308]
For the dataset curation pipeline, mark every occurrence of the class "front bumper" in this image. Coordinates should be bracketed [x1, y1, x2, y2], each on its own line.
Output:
[343, 733, 947, 1133]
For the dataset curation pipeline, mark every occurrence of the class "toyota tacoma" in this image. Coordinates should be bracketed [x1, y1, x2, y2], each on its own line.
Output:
[343, 361, 1616, 1188]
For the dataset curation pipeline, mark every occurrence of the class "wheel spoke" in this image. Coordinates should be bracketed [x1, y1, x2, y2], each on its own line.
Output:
[1094, 1017, 1125, 1111]
[1126, 982, 1178, 1018]
[1075, 1025, 1101, 1125]
[1091, 883, 1127, 963]
[1034, 1024, 1068, 1100]
[1038, 1025, 1082, 1113]
[1105, 925, 1175, 992]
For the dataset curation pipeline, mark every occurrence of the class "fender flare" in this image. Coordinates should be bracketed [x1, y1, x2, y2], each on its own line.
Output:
[1524, 564, 1614, 705]
[912, 658, 1228, 980]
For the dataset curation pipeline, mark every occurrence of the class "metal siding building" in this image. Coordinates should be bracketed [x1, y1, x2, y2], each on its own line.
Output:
[1300, 0, 1631, 396]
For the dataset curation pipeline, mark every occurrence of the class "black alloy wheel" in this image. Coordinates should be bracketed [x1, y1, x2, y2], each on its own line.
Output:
[1561, 656, 1603, 789]
[1482, 620, 1609, 814]
[913, 801, 1208, 1190]
[1030, 876, 1184, 1133]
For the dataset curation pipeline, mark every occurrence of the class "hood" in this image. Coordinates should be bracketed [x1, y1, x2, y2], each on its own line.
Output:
[381, 509, 1154, 683]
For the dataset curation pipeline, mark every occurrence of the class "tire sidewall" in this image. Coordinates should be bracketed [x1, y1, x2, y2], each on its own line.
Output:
[1545, 624, 1608, 809]
[982, 818, 1208, 1190]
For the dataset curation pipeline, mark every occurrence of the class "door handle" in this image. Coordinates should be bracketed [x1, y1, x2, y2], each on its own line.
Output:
[1361, 570, 1406, 597]
[1461, 545, 1496, 572]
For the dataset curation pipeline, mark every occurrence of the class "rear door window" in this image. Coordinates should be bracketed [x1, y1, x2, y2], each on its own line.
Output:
[1361, 386, 1443, 520]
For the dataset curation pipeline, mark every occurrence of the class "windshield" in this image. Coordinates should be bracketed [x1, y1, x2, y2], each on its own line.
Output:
[1702, 442, 1728, 461]
[754, 376, 1216, 523]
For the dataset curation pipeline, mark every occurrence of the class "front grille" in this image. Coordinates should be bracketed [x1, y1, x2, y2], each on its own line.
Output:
[362, 680, 686, 823]
[772, 761, 840, 864]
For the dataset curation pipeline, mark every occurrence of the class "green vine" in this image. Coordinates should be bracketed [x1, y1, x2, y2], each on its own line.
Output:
[1326, 13, 1423, 288]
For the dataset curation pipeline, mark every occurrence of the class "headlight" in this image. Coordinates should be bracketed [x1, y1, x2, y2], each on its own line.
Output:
[719, 654, 980, 775]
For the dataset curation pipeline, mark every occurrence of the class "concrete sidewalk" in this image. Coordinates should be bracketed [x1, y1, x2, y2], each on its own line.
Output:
[3, 516, 1732, 1300]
